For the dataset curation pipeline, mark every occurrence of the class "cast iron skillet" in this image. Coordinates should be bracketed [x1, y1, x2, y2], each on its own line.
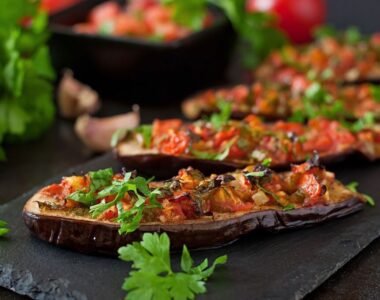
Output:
[48, 0, 236, 102]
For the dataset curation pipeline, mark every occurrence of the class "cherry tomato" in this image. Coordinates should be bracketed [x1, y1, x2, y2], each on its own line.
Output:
[246, 0, 326, 44]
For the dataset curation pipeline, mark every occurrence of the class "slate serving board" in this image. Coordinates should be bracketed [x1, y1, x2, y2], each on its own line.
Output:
[1, 153, 380, 300]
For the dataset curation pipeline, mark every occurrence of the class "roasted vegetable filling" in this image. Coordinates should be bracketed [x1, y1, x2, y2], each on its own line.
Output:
[124, 115, 379, 164]
[40, 157, 364, 234]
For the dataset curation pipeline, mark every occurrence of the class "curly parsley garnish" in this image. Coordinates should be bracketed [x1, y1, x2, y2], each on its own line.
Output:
[68, 169, 162, 234]
[119, 232, 227, 300]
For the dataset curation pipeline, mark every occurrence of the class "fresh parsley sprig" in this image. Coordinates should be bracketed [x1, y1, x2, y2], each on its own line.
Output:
[67, 169, 162, 234]
[119, 232, 227, 300]
[161, 0, 207, 31]
[0, 220, 9, 237]
[209, 100, 232, 130]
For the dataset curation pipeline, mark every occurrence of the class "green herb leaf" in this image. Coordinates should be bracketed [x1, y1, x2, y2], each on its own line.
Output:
[346, 182, 375, 206]
[161, 0, 207, 31]
[0, 220, 9, 237]
[135, 125, 153, 148]
[262, 158, 272, 167]
[210, 100, 232, 130]
[0, 2, 55, 159]
[370, 85, 380, 103]
[313, 25, 338, 39]
[345, 26, 361, 44]
[346, 181, 358, 192]
[245, 171, 266, 178]
[119, 232, 227, 300]
[283, 204, 295, 211]
[350, 112, 375, 132]
[68, 170, 162, 234]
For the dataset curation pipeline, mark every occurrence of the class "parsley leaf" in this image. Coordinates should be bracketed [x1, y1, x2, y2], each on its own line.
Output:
[191, 138, 235, 161]
[283, 204, 295, 211]
[313, 25, 338, 39]
[0, 220, 9, 237]
[119, 232, 227, 300]
[370, 85, 380, 103]
[161, 0, 207, 31]
[210, 0, 287, 67]
[0, 1, 55, 159]
[345, 26, 361, 44]
[350, 112, 375, 132]
[136, 125, 153, 148]
[346, 181, 375, 206]
[68, 168, 114, 205]
[210, 100, 232, 130]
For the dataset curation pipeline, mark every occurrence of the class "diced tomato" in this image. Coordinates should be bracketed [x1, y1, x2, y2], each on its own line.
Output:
[303, 134, 333, 152]
[128, 0, 157, 11]
[65, 199, 80, 209]
[291, 75, 310, 95]
[144, 5, 172, 29]
[298, 173, 324, 205]
[103, 207, 118, 220]
[370, 33, 380, 48]
[228, 144, 247, 160]
[214, 128, 239, 148]
[152, 119, 183, 137]
[114, 14, 149, 36]
[158, 131, 190, 155]
[41, 184, 63, 197]
[229, 85, 250, 103]
[89, 2, 120, 26]
[174, 195, 196, 219]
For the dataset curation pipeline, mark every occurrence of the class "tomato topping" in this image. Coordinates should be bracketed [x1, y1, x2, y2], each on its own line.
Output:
[152, 119, 183, 137]
[213, 128, 239, 148]
[41, 184, 63, 198]
[298, 173, 324, 205]
[228, 144, 247, 160]
[158, 131, 190, 156]
[89, 2, 120, 26]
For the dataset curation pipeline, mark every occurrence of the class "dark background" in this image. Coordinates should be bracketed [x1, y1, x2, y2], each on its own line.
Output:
[1, 0, 380, 299]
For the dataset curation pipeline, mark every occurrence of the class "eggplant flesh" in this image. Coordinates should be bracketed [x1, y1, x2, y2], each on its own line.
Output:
[23, 189, 364, 256]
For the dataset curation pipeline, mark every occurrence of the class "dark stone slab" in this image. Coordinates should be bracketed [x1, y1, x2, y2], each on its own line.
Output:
[1, 153, 380, 300]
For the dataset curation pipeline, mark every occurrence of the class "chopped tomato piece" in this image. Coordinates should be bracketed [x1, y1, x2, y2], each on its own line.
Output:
[89, 2, 120, 26]
[214, 128, 239, 148]
[158, 131, 190, 156]
[298, 173, 324, 205]
[152, 119, 183, 137]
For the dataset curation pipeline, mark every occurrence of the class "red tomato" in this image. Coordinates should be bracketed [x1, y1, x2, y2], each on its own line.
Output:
[89, 2, 120, 26]
[303, 135, 333, 152]
[152, 119, 183, 137]
[158, 131, 190, 156]
[246, 0, 326, 43]
[214, 128, 239, 148]
[41, 0, 80, 13]
[228, 144, 247, 160]
[298, 173, 323, 205]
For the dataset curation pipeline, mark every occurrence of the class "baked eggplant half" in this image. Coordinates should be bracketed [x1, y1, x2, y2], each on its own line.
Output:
[23, 158, 367, 255]
[254, 31, 380, 85]
[115, 115, 380, 177]
[182, 82, 380, 121]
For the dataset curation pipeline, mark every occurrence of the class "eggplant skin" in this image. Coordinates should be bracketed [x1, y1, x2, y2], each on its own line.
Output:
[23, 195, 364, 256]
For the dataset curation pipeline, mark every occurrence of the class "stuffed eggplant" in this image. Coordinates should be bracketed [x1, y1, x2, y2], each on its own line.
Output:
[254, 31, 380, 85]
[23, 157, 367, 255]
[115, 115, 380, 177]
[182, 82, 380, 121]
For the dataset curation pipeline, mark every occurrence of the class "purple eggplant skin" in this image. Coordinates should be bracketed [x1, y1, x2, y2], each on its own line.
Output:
[23, 197, 364, 256]
[115, 147, 356, 178]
